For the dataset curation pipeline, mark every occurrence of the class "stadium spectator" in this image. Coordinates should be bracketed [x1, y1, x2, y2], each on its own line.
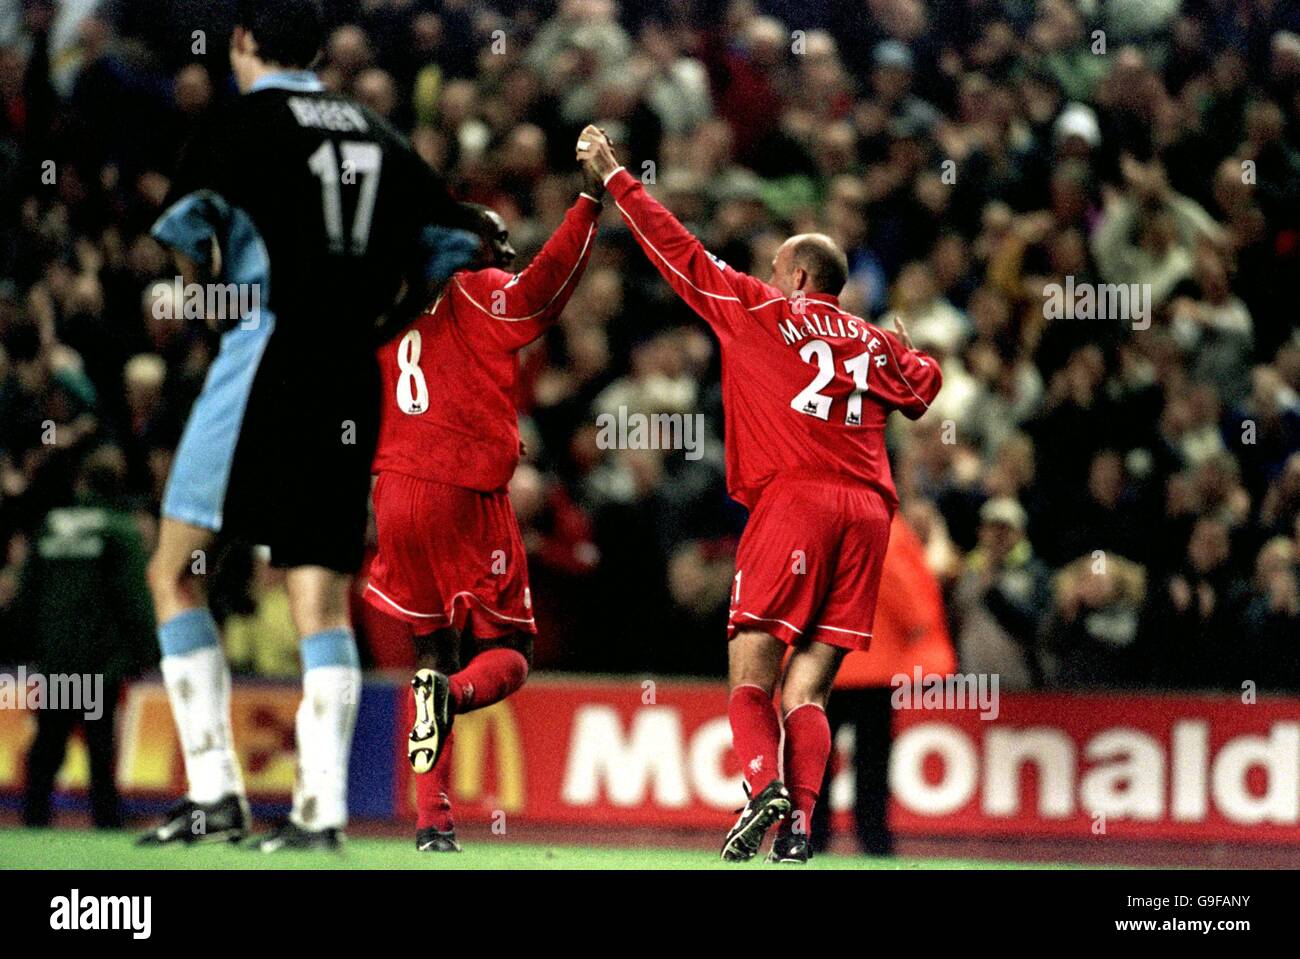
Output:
[1144, 515, 1244, 690]
[1237, 536, 1300, 691]
[952, 497, 1051, 688]
[3, 445, 155, 828]
[1046, 552, 1148, 688]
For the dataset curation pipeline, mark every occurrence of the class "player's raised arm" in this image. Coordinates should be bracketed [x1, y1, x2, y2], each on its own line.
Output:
[576, 125, 777, 339]
[870, 313, 944, 420]
[450, 190, 602, 350]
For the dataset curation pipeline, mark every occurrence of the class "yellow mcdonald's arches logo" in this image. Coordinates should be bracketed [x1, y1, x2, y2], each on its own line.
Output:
[451, 700, 524, 812]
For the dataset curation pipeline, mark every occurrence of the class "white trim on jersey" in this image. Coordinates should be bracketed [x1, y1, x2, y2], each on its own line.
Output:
[449, 223, 596, 323]
[366, 582, 444, 619]
[612, 196, 743, 306]
[730, 610, 874, 640]
[875, 324, 932, 411]
[732, 611, 804, 635]
[456, 590, 536, 626]
[813, 623, 874, 638]
[365, 582, 536, 626]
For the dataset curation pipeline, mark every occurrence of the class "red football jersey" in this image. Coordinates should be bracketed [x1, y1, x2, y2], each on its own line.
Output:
[605, 167, 942, 511]
[373, 195, 601, 491]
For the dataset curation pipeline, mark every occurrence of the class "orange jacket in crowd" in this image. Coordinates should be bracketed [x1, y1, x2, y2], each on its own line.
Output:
[834, 514, 957, 688]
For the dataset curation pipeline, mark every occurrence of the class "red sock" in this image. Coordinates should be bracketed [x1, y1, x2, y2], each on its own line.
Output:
[448, 647, 529, 713]
[781, 703, 831, 837]
[728, 684, 781, 794]
[415, 730, 455, 831]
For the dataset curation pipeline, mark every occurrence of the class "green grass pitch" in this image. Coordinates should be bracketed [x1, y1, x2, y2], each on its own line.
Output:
[0, 828, 1084, 870]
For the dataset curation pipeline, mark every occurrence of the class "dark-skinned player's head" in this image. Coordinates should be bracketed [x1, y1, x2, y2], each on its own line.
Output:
[465, 204, 518, 271]
[769, 233, 849, 299]
[231, 0, 325, 92]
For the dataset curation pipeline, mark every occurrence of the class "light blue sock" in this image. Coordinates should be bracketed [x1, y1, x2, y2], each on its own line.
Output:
[300, 628, 361, 670]
[158, 607, 221, 658]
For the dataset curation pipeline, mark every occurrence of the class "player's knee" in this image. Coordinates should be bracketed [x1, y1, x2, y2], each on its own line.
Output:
[728, 630, 780, 693]
[286, 569, 352, 636]
[413, 628, 459, 673]
[731, 673, 776, 698]
[292, 603, 350, 638]
[144, 552, 171, 598]
[146, 551, 191, 615]
[781, 682, 829, 715]
[487, 632, 534, 670]
[289, 589, 347, 635]
[512, 633, 535, 668]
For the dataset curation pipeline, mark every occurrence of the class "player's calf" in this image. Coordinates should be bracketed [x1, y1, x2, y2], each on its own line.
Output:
[443, 636, 531, 714]
[776, 645, 841, 859]
[285, 572, 362, 835]
[414, 777, 460, 851]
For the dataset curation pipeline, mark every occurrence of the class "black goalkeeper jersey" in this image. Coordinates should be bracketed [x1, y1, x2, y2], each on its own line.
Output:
[155, 71, 473, 357]
[152, 71, 476, 570]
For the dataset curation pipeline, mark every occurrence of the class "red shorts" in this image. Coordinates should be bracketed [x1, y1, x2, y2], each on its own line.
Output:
[727, 472, 893, 651]
[364, 471, 536, 639]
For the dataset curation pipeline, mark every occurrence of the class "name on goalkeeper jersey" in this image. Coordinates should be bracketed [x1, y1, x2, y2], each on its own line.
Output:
[287, 96, 369, 133]
[778, 313, 882, 348]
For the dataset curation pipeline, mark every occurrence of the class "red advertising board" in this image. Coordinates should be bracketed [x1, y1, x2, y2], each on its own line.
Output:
[400, 679, 1300, 844]
[886, 691, 1300, 843]
[4, 675, 1297, 844]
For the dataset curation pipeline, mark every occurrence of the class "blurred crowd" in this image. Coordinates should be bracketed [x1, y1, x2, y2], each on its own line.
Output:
[0, 0, 1297, 690]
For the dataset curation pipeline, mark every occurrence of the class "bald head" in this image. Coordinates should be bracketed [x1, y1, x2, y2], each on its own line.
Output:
[771, 233, 849, 298]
